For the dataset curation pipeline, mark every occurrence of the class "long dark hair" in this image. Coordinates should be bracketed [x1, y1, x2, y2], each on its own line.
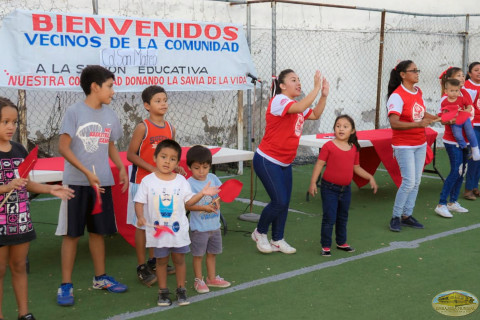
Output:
[387, 60, 414, 98]
[466, 62, 480, 81]
[333, 114, 360, 150]
[439, 67, 462, 96]
[271, 69, 295, 96]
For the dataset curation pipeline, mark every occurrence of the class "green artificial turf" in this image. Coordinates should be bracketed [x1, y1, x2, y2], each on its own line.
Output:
[2, 149, 480, 319]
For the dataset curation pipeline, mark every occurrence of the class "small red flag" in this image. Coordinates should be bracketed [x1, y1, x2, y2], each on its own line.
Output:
[153, 225, 174, 238]
[92, 185, 102, 215]
[217, 179, 243, 203]
[18, 145, 38, 178]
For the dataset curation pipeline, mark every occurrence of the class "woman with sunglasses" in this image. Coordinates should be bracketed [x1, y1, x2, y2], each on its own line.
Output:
[386, 60, 440, 232]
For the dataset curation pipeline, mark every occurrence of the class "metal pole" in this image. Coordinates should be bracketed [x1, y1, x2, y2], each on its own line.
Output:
[463, 14, 470, 72]
[375, 11, 386, 129]
[92, 0, 98, 14]
[237, 90, 244, 174]
[247, 4, 252, 151]
[272, 1, 276, 78]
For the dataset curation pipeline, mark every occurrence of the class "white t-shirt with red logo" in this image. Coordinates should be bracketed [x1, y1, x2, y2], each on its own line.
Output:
[387, 84, 427, 147]
[257, 94, 313, 165]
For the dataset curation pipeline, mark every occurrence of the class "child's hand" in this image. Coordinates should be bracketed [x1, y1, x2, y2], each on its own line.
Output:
[137, 216, 146, 227]
[118, 167, 129, 193]
[308, 182, 318, 197]
[201, 181, 219, 196]
[49, 185, 75, 200]
[7, 178, 28, 191]
[175, 165, 187, 176]
[203, 203, 218, 213]
[369, 177, 378, 194]
[86, 171, 101, 188]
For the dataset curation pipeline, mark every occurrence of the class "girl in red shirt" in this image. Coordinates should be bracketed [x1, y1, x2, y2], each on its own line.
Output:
[308, 115, 377, 256]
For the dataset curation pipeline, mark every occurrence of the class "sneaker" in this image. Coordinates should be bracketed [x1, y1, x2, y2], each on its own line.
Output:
[321, 248, 331, 257]
[401, 215, 424, 229]
[176, 287, 190, 306]
[147, 258, 156, 272]
[137, 264, 157, 287]
[270, 239, 296, 254]
[251, 228, 273, 253]
[18, 314, 36, 320]
[93, 275, 128, 293]
[389, 217, 401, 232]
[447, 202, 469, 213]
[57, 283, 74, 306]
[336, 244, 355, 252]
[435, 205, 453, 218]
[157, 288, 172, 306]
[194, 278, 210, 293]
[206, 275, 231, 288]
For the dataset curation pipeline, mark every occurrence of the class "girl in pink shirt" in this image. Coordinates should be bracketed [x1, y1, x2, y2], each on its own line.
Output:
[308, 115, 377, 257]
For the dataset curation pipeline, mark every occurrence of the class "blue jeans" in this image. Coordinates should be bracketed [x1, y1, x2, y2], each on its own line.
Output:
[392, 145, 426, 218]
[465, 126, 480, 190]
[451, 118, 478, 148]
[439, 143, 467, 205]
[320, 179, 351, 248]
[253, 152, 292, 241]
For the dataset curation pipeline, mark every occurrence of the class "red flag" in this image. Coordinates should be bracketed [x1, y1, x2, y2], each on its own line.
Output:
[217, 179, 243, 203]
[92, 185, 103, 215]
[153, 225, 174, 238]
[18, 145, 38, 178]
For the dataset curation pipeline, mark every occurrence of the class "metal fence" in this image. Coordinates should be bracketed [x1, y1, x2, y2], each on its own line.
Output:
[2, 0, 480, 162]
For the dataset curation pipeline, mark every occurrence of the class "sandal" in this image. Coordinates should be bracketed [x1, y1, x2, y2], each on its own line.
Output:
[473, 188, 480, 197]
[464, 190, 476, 200]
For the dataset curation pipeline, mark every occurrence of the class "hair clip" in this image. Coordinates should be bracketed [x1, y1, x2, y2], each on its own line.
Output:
[439, 66, 453, 79]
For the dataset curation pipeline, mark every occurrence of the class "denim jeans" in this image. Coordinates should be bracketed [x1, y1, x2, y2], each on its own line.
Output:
[451, 119, 478, 148]
[439, 143, 467, 205]
[392, 145, 426, 218]
[320, 179, 351, 248]
[253, 152, 292, 241]
[465, 126, 480, 190]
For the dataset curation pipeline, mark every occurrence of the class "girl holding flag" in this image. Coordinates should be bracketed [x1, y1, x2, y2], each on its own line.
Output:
[0, 97, 74, 320]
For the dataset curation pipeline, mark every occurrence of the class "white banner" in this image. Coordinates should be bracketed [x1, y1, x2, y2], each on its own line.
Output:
[0, 10, 258, 92]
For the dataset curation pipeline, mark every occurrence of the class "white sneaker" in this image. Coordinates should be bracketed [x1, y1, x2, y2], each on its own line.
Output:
[435, 205, 453, 218]
[447, 202, 469, 213]
[270, 239, 296, 254]
[251, 228, 272, 253]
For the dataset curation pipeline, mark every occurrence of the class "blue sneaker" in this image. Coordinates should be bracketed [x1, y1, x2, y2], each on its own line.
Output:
[93, 275, 128, 293]
[57, 283, 74, 306]
[389, 217, 401, 232]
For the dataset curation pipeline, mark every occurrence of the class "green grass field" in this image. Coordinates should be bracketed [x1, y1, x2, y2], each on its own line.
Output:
[3, 149, 480, 319]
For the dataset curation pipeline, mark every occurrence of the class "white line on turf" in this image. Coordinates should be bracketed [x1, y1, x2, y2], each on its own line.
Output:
[106, 223, 480, 320]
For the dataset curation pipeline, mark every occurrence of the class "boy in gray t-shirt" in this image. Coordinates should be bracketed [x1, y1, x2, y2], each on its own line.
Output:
[56, 65, 129, 307]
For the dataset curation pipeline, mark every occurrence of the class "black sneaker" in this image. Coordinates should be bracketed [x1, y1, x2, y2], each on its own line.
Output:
[176, 287, 190, 306]
[157, 288, 172, 306]
[321, 248, 331, 257]
[389, 217, 401, 232]
[401, 215, 424, 229]
[137, 264, 157, 287]
[18, 313, 36, 320]
[336, 244, 355, 252]
[147, 258, 156, 272]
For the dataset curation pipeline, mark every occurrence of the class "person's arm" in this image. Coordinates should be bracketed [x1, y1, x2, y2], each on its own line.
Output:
[185, 181, 219, 207]
[108, 141, 129, 193]
[185, 203, 217, 213]
[0, 178, 28, 194]
[126, 122, 158, 173]
[308, 159, 325, 197]
[307, 77, 330, 120]
[26, 182, 75, 200]
[389, 114, 434, 130]
[423, 111, 440, 121]
[286, 70, 322, 114]
[353, 165, 378, 194]
[59, 133, 99, 186]
[134, 202, 146, 227]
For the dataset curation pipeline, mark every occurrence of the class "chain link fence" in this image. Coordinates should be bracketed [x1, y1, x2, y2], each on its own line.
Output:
[2, 1, 480, 163]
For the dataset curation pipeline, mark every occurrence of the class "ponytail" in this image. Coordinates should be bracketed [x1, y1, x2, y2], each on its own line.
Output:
[387, 60, 413, 98]
[271, 69, 295, 97]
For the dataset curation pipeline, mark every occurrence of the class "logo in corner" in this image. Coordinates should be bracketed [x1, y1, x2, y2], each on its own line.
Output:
[432, 290, 478, 316]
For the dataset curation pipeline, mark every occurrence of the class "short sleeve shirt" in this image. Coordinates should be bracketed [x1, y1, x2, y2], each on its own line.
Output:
[188, 173, 222, 232]
[60, 102, 122, 186]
